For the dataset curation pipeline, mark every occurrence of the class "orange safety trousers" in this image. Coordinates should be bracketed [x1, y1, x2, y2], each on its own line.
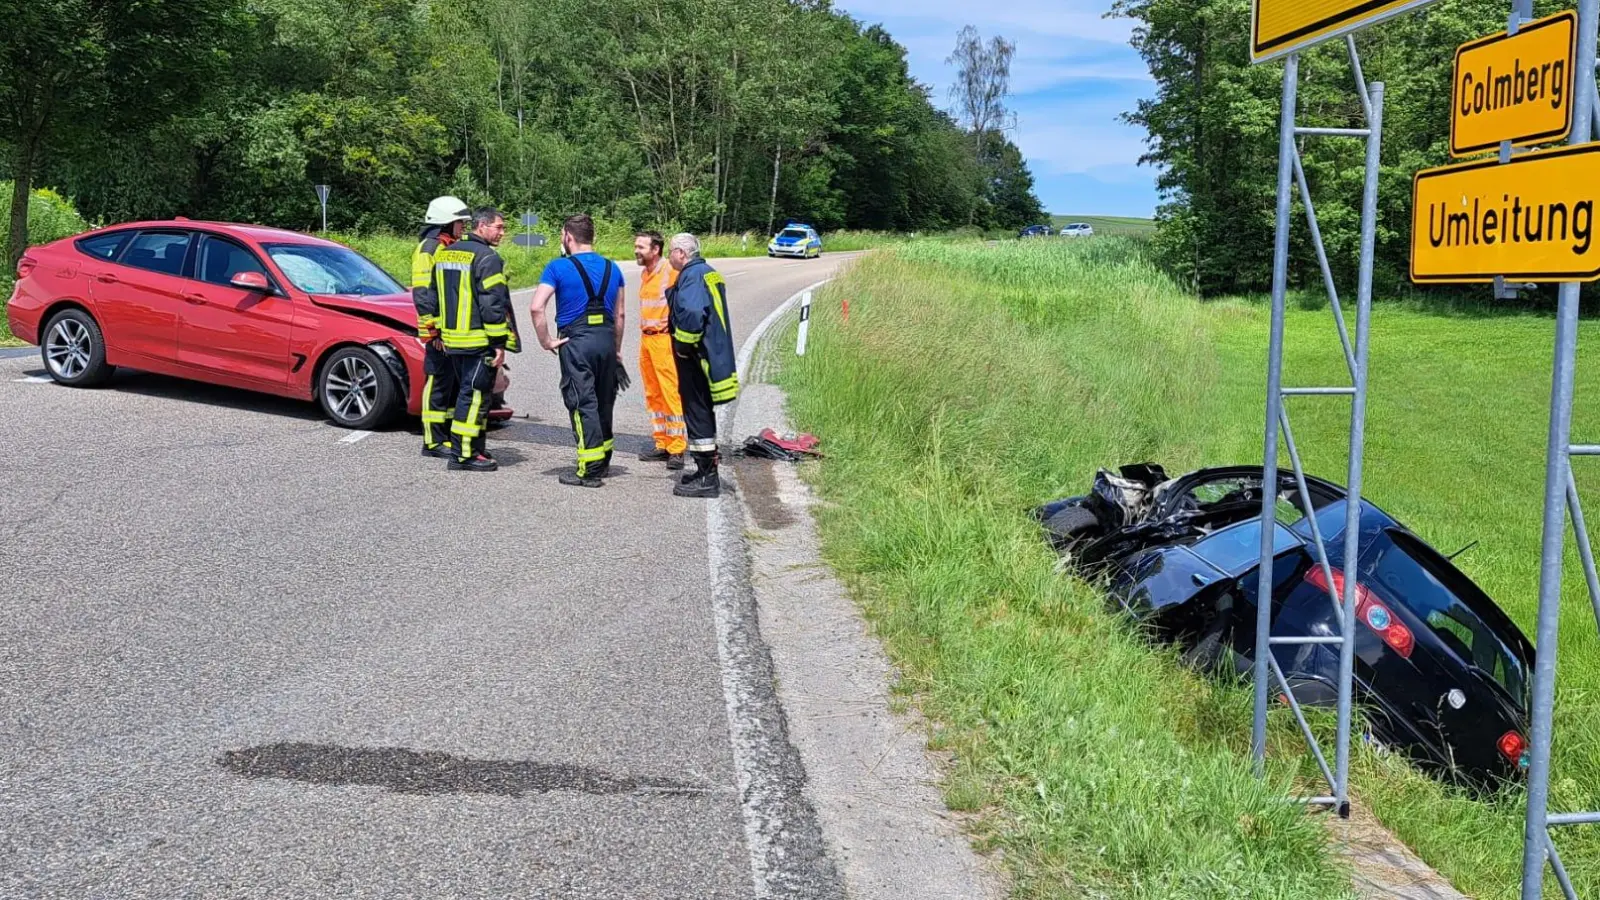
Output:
[640, 332, 686, 455]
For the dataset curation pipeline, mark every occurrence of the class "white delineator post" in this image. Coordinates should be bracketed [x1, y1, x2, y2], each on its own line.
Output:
[795, 291, 813, 356]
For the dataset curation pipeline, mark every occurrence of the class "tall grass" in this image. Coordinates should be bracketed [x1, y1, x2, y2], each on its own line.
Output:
[780, 238, 1600, 898]
[781, 239, 1350, 899]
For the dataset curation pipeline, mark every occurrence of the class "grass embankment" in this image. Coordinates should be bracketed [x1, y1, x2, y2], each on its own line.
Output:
[1049, 214, 1157, 237]
[780, 238, 1600, 898]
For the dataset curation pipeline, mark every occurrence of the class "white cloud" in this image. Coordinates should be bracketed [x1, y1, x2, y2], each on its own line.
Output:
[833, 0, 1160, 215]
[1013, 122, 1148, 175]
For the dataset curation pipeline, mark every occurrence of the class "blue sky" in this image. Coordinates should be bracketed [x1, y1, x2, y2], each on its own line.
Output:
[833, 0, 1161, 219]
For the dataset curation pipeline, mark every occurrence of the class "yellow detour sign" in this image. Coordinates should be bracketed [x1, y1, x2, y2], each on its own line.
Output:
[1252, 0, 1439, 63]
[1411, 144, 1600, 284]
[1451, 11, 1576, 157]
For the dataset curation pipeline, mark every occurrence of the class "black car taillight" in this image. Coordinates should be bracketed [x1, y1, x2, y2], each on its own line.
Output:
[1498, 731, 1529, 769]
[1303, 565, 1414, 658]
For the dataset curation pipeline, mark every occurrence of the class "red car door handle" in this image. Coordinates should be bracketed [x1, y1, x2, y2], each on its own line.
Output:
[94, 274, 119, 284]
[183, 293, 207, 305]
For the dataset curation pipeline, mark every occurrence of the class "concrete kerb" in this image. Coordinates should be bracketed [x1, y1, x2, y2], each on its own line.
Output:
[712, 279, 1008, 899]
[701, 279, 846, 899]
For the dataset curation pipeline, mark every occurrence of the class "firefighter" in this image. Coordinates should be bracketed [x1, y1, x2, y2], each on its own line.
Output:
[666, 232, 738, 499]
[433, 207, 518, 472]
[530, 214, 626, 488]
[411, 195, 472, 458]
[633, 230, 685, 470]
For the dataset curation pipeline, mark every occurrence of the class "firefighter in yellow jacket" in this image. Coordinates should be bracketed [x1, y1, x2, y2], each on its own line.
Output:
[432, 207, 518, 472]
[410, 195, 472, 458]
[633, 230, 685, 470]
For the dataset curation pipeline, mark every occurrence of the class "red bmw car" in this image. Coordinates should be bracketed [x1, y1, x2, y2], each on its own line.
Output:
[6, 220, 426, 429]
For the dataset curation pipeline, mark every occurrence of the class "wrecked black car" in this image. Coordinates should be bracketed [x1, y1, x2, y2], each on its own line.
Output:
[1037, 464, 1534, 791]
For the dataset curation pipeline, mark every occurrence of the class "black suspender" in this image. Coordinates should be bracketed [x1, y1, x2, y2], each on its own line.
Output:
[567, 256, 615, 325]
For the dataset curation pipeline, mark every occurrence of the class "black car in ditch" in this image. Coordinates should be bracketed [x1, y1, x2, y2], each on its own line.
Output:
[1036, 464, 1534, 791]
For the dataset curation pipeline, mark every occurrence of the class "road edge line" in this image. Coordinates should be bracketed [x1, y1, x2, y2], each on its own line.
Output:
[707, 277, 840, 899]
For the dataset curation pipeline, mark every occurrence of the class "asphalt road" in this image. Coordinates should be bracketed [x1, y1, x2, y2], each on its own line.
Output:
[0, 252, 857, 898]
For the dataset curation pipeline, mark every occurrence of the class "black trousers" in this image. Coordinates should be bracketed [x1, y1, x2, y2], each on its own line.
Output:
[449, 349, 498, 460]
[421, 342, 458, 448]
[558, 323, 617, 477]
[673, 340, 717, 454]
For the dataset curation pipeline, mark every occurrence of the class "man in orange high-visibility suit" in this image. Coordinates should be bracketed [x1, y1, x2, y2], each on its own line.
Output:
[633, 230, 686, 470]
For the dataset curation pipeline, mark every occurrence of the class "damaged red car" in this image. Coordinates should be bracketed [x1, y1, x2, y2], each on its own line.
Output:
[8, 221, 431, 429]
[1038, 464, 1534, 792]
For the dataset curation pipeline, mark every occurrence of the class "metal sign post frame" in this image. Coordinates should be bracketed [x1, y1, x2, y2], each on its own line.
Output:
[314, 184, 330, 233]
[1252, 38, 1385, 821]
[1522, 0, 1600, 894]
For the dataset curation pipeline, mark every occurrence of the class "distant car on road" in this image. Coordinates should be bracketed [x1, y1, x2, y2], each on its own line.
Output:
[768, 223, 822, 258]
[7, 220, 428, 429]
[1037, 463, 1534, 792]
[1018, 224, 1053, 238]
[1058, 222, 1095, 237]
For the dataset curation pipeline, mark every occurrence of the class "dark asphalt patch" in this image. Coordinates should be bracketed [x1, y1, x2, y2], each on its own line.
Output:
[731, 458, 795, 530]
[493, 420, 658, 455]
[220, 743, 711, 799]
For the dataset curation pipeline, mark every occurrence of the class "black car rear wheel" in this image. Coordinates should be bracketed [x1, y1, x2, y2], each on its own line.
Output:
[318, 346, 400, 429]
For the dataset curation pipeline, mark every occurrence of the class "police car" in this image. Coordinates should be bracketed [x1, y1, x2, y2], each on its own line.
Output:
[767, 223, 823, 258]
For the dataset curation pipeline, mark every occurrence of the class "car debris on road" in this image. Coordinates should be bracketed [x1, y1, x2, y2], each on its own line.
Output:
[1036, 462, 1534, 792]
[736, 429, 821, 461]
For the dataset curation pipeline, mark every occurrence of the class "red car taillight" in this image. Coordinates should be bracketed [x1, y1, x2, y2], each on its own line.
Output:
[1498, 731, 1529, 768]
[1303, 565, 1414, 658]
[16, 255, 36, 279]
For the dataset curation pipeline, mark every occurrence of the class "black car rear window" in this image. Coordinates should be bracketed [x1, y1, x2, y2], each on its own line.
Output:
[1365, 530, 1529, 707]
[1191, 518, 1302, 574]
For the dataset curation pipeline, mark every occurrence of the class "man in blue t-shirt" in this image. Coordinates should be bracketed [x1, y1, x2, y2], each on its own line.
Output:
[530, 214, 627, 487]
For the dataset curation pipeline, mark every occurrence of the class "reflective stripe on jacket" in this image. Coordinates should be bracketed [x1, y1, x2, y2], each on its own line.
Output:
[433, 233, 516, 353]
[411, 228, 453, 340]
[667, 255, 738, 403]
[639, 259, 678, 333]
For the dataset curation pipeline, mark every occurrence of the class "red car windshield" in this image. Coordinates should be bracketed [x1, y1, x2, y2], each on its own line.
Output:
[263, 243, 403, 297]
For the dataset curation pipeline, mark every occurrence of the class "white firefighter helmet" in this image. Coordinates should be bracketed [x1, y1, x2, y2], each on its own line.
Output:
[424, 195, 472, 226]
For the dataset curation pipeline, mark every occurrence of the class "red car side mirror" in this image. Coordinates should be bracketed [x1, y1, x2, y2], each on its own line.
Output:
[230, 271, 271, 292]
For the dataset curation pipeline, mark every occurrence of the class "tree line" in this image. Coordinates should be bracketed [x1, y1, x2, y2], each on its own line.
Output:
[1115, 0, 1560, 298]
[1, 0, 1045, 266]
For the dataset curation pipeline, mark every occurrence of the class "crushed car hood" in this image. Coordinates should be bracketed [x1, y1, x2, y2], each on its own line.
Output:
[309, 293, 417, 332]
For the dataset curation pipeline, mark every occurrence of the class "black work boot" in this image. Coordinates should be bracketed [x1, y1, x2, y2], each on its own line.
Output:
[673, 452, 721, 498]
[665, 453, 686, 471]
[677, 450, 708, 484]
[449, 453, 498, 472]
[421, 442, 454, 460]
[559, 470, 603, 488]
[638, 447, 671, 462]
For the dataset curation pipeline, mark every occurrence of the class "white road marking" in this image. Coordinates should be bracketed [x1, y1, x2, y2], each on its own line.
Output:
[709, 276, 836, 898]
[13, 375, 51, 384]
[727, 271, 749, 278]
[781, 263, 803, 268]
[338, 430, 373, 444]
